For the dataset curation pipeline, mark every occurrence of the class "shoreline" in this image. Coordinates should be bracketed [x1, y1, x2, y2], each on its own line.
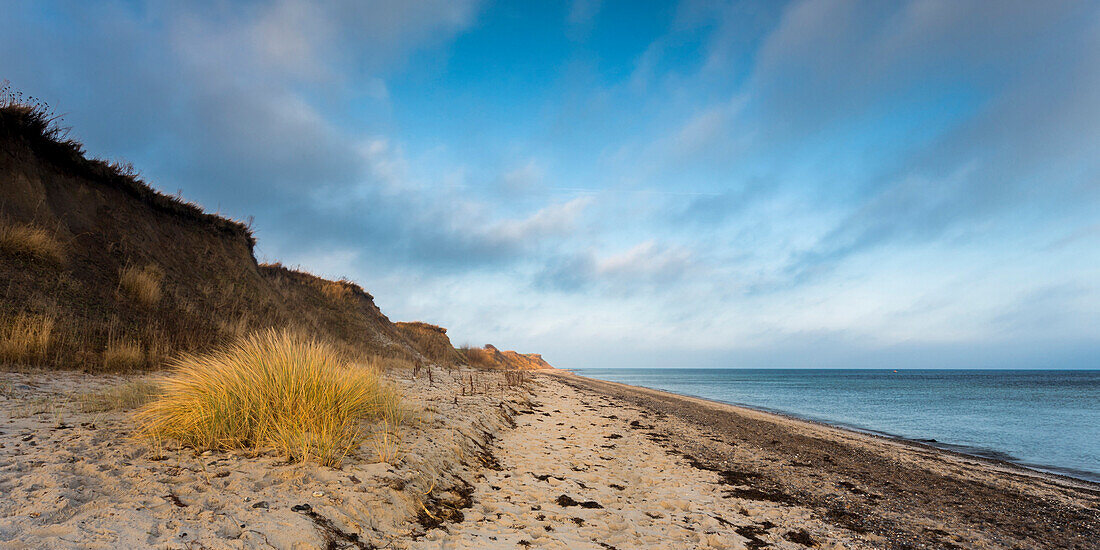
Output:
[561, 369, 1100, 487]
[541, 370, 1100, 549]
[3, 367, 1100, 548]
[418, 371, 880, 549]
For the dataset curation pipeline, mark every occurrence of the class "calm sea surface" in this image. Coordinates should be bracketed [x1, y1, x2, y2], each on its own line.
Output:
[573, 368, 1100, 483]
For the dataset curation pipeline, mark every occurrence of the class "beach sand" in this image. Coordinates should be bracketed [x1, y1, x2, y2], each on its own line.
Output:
[2, 369, 1098, 549]
[538, 372, 1100, 549]
[0, 367, 528, 549]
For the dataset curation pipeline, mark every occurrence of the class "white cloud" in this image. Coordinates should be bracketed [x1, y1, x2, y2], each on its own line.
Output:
[595, 240, 693, 281]
[500, 159, 546, 193]
[6, 0, 1099, 369]
[249, 0, 333, 80]
[668, 94, 749, 160]
[491, 196, 594, 243]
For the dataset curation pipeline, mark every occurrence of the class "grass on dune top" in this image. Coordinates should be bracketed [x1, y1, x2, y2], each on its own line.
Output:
[136, 329, 401, 466]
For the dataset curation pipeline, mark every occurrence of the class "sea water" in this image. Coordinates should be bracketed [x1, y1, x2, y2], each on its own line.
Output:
[573, 368, 1100, 483]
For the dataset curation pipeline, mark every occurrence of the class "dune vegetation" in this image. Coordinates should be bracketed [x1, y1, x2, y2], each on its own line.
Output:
[0, 312, 56, 365]
[135, 329, 402, 466]
[0, 92, 547, 373]
[0, 95, 445, 371]
[458, 343, 555, 371]
[0, 221, 64, 264]
[102, 337, 146, 370]
[460, 345, 499, 369]
[79, 379, 160, 412]
[395, 322, 466, 366]
[118, 264, 164, 307]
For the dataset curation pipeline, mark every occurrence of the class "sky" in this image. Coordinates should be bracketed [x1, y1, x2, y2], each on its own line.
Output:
[2, 0, 1099, 369]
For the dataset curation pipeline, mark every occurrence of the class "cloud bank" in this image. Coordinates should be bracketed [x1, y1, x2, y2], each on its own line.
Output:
[3, 0, 1098, 368]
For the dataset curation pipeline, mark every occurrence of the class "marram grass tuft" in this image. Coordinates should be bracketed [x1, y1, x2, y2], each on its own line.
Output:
[0, 221, 64, 263]
[135, 329, 400, 466]
[119, 264, 163, 306]
[0, 313, 56, 365]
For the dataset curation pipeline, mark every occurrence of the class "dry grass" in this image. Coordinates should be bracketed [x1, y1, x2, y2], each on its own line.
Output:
[103, 337, 144, 370]
[460, 346, 499, 369]
[371, 422, 402, 463]
[119, 264, 163, 306]
[8, 396, 52, 418]
[370, 388, 409, 463]
[0, 92, 256, 246]
[135, 329, 401, 466]
[320, 280, 352, 302]
[2, 92, 430, 372]
[0, 222, 64, 263]
[215, 314, 252, 340]
[0, 313, 56, 365]
[80, 379, 159, 412]
[378, 384, 407, 426]
[396, 322, 465, 366]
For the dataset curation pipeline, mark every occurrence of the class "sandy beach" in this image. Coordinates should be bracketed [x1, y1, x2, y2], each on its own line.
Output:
[542, 372, 1100, 549]
[0, 367, 529, 549]
[3, 368, 1097, 549]
[6, 3, 1100, 548]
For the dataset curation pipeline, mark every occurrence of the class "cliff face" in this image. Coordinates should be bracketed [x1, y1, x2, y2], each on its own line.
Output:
[463, 344, 556, 370]
[498, 349, 555, 370]
[0, 104, 431, 369]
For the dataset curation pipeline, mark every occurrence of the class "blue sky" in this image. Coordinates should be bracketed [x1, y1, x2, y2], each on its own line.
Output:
[3, 1, 1099, 368]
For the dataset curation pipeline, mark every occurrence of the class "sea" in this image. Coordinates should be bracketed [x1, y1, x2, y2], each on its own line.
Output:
[573, 368, 1100, 483]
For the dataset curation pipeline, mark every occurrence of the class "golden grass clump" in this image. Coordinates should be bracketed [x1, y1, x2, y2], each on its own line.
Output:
[320, 281, 352, 302]
[136, 329, 401, 466]
[103, 337, 145, 370]
[0, 222, 64, 263]
[0, 313, 56, 364]
[119, 264, 163, 306]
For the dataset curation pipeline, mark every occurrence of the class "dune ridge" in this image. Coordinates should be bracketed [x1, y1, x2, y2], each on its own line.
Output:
[0, 102, 554, 372]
